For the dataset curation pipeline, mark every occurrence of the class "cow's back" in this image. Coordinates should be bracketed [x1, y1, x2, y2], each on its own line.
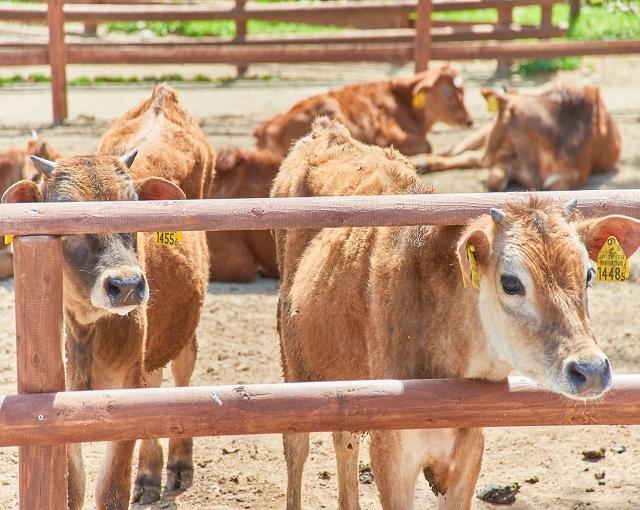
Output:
[272, 118, 433, 380]
[99, 84, 216, 199]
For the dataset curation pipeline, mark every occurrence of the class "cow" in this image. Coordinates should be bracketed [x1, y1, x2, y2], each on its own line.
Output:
[3, 89, 210, 509]
[255, 64, 472, 158]
[271, 118, 640, 510]
[205, 147, 280, 282]
[0, 134, 61, 278]
[99, 83, 215, 200]
[415, 81, 621, 191]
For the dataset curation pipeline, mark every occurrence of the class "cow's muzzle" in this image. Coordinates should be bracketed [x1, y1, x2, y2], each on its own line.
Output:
[561, 355, 612, 399]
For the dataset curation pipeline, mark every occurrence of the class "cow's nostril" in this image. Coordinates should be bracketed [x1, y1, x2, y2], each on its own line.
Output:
[106, 280, 121, 299]
[567, 361, 588, 388]
[106, 275, 145, 303]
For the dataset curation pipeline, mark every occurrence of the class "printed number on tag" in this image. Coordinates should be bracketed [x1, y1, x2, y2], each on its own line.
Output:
[467, 244, 480, 289]
[154, 231, 183, 246]
[596, 235, 629, 282]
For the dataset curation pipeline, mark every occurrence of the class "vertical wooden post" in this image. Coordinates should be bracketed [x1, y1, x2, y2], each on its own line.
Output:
[496, 6, 513, 75]
[414, 0, 432, 72]
[47, 0, 68, 125]
[82, 0, 98, 37]
[235, 0, 249, 77]
[14, 236, 67, 510]
[569, 0, 581, 23]
[541, 4, 553, 29]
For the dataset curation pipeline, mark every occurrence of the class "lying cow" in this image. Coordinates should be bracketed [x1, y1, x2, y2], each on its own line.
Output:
[206, 147, 280, 282]
[0, 134, 61, 278]
[255, 64, 472, 157]
[99, 83, 215, 200]
[5, 91, 210, 510]
[272, 118, 639, 510]
[416, 81, 621, 191]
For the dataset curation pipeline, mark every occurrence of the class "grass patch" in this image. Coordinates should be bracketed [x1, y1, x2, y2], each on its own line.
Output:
[0, 73, 232, 88]
[516, 56, 582, 76]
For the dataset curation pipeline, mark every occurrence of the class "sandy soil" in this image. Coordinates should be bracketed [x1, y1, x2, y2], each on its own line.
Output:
[0, 57, 640, 509]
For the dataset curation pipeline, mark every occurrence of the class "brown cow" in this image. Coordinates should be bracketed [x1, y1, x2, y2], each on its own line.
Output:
[4, 92, 210, 509]
[272, 118, 640, 510]
[99, 83, 215, 200]
[0, 134, 61, 278]
[255, 64, 472, 157]
[416, 81, 621, 191]
[206, 147, 280, 282]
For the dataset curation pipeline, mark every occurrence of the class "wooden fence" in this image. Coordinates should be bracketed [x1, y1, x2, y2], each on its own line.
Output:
[3, 0, 640, 124]
[4, 188, 640, 509]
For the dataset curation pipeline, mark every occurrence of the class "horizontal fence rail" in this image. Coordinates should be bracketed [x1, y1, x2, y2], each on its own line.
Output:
[1, 189, 640, 235]
[1, 375, 639, 446]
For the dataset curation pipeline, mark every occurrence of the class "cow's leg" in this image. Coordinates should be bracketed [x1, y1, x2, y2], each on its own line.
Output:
[94, 364, 141, 510]
[333, 431, 361, 510]
[132, 368, 164, 504]
[68, 443, 86, 510]
[413, 152, 483, 174]
[284, 432, 309, 510]
[487, 166, 510, 191]
[166, 338, 197, 492]
[437, 429, 484, 510]
[440, 124, 492, 156]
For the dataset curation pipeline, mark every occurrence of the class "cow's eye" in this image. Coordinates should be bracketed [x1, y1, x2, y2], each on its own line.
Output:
[501, 274, 525, 296]
[586, 267, 596, 287]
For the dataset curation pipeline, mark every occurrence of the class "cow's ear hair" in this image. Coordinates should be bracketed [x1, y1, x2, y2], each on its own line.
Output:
[457, 227, 490, 288]
[135, 177, 186, 201]
[577, 215, 640, 260]
[2, 180, 43, 203]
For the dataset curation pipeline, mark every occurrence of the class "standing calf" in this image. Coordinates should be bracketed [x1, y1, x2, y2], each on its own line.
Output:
[418, 81, 620, 191]
[255, 64, 472, 157]
[4, 87, 210, 510]
[272, 119, 640, 510]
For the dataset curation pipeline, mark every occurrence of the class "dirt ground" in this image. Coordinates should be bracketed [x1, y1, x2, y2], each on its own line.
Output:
[1, 57, 640, 509]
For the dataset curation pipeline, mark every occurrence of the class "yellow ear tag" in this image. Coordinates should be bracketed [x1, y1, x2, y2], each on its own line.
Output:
[596, 235, 629, 282]
[4, 235, 13, 245]
[412, 90, 426, 109]
[467, 244, 480, 289]
[486, 95, 499, 114]
[154, 231, 183, 247]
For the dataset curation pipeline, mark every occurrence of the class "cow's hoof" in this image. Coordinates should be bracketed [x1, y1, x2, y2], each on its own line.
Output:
[166, 461, 194, 492]
[416, 164, 433, 174]
[132, 475, 161, 505]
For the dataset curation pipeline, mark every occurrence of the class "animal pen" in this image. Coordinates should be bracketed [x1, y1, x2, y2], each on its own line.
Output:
[3, 0, 640, 123]
[3, 188, 640, 508]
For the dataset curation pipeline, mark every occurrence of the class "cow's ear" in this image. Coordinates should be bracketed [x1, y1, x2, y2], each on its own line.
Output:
[2, 180, 42, 203]
[457, 227, 490, 288]
[135, 177, 186, 201]
[577, 215, 640, 260]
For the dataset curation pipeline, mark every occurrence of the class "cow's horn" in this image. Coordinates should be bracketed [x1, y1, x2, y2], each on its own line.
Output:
[120, 149, 138, 169]
[490, 208, 506, 225]
[30, 155, 56, 178]
[564, 197, 578, 214]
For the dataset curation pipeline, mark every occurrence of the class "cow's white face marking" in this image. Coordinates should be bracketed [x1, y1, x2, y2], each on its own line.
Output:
[453, 75, 464, 89]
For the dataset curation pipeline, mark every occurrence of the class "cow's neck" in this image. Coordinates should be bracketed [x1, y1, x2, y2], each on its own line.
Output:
[413, 225, 513, 382]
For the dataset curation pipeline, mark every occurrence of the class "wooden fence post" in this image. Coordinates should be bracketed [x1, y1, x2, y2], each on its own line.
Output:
[496, 6, 513, 75]
[14, 236, 67, 510]
[414, 0, 432, 72]
[47, 0, 68, 124]
[235, 0, 249, 76]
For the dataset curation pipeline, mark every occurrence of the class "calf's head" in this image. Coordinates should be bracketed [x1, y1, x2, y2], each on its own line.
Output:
[412, 64, 473, 128]
[458, 198, 640, 399]
[2, 151, 185, 319]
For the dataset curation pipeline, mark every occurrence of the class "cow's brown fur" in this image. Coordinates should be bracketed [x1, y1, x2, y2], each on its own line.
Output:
[255, 64, 472, 158]
[272, 119, 639, 510]
[0, 136, 61, 279]
[418, 81, 621, 191]
[99, 83, 215, 199]
[205, 147, 280, 282]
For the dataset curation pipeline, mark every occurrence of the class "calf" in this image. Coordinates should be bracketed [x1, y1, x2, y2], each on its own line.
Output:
[255, 64, 472, 157]
[206, 147, 280, 282]
[99, 83, 215, 200]
[0, 134, 61, 278]
[417, 81, 621, 191]
[272, 118, 640, 510]
[4, 111, 210, 509]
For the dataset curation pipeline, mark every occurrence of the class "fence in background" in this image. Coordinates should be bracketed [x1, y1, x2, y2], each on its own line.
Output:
[3, 0, 640, 123]
[3, 188, 640, 508]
